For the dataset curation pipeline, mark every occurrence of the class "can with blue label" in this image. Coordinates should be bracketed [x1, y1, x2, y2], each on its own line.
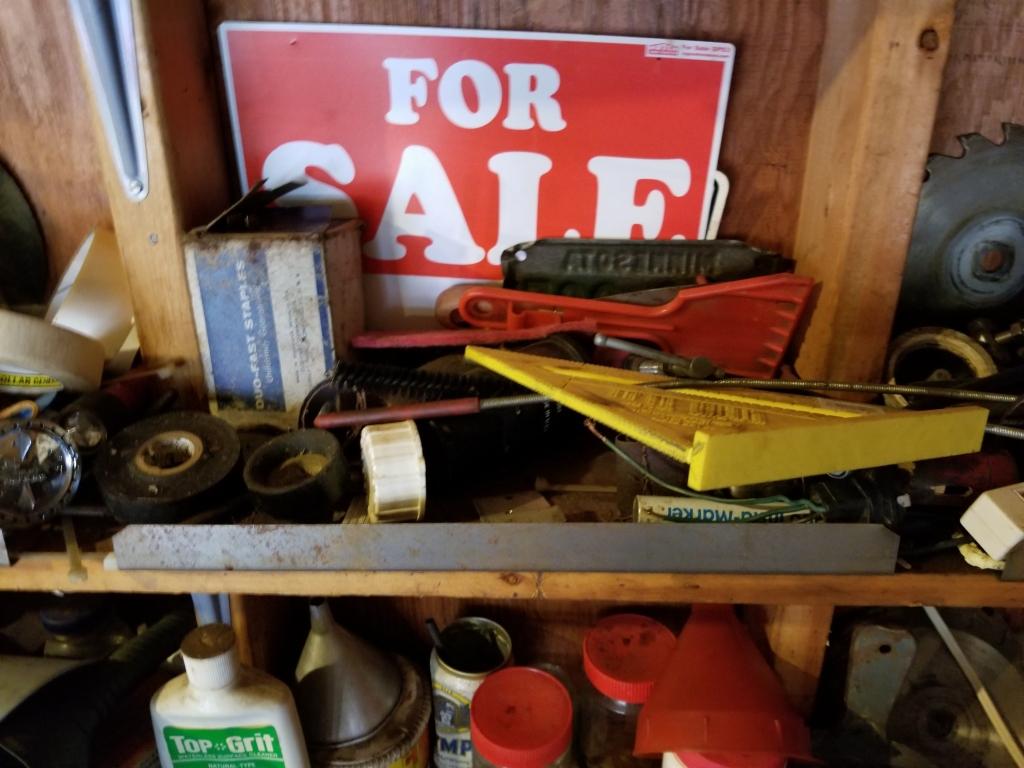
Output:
[429, 617, 512, 768]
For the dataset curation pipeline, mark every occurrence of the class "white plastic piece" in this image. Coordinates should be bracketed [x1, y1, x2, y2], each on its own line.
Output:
[961, 482, 1024, 561]
[182, 635, 240, 691]
[360, 420, 427, 523]
[702, 170, 729, 240]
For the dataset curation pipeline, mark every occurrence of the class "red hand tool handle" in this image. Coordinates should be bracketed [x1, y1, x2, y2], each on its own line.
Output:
[314, 397, 482, 429]
[452, 274, 815, 378]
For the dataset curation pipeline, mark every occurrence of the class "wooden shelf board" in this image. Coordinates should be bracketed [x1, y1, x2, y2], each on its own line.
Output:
[3, 553, 1023, 606]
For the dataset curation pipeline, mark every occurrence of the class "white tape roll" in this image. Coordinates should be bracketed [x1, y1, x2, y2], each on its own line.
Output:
[360, 420, 427, 523]
[0, 309, 105, 392]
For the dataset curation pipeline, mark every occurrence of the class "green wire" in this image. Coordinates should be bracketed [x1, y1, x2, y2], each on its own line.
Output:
[584, 420, 827, 519]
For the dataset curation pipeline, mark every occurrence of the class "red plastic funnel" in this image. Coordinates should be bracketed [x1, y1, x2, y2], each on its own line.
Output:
[634, 605, 814, 763]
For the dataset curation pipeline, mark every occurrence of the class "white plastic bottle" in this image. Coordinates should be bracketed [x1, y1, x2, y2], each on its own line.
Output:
[151, 623, 311, 768]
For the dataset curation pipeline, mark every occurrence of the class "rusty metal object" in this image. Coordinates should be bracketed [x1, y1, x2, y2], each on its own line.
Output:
[110, 522, 899, 573]
[845, 624, 917, 731]
[594, 332, 722, 379]
[823, 615, 1024, 767]
[970, 317, 1024, 366]
[900, 124, 1024, 319]
[884, 327, 999, 408]
[501, 238, 792, 298]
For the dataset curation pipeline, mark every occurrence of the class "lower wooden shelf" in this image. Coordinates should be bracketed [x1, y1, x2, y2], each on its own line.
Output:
[3, 552, 1023, 606]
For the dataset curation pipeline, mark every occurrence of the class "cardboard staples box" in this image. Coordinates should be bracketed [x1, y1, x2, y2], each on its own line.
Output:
[185, 209, 363, 427]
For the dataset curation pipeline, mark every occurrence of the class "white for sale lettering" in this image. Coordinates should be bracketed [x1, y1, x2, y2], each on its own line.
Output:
[383, 58, 566, 131]
[261, 56, 692, 266]
[486, 151, 553, 264]
[588, 157, 691, 238]
[366, 145, 484, 265]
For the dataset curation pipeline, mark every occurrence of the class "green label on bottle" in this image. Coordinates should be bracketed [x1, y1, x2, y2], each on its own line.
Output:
[162, 725, 285, 767]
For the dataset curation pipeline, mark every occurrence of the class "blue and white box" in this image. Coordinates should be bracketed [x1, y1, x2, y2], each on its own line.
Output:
[185, 218, 363, 426]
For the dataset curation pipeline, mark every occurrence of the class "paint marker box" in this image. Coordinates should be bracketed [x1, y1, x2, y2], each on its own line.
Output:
[185, 206, 363, 427]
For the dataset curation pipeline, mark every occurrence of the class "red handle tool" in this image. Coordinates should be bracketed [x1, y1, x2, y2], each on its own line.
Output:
[452, 274, 814, 377]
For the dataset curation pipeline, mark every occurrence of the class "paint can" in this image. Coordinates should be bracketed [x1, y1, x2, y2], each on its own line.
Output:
[429, 617, 512, 768]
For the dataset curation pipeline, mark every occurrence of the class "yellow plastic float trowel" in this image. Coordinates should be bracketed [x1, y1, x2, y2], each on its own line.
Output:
[463, 346, 989, 490]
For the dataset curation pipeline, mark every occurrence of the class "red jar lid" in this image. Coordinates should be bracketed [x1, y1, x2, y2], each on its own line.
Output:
[583, 613, 676, 704]
[470, 667, 573, 768]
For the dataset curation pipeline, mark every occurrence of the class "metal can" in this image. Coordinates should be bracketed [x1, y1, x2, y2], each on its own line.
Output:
[429, 617, 512, 768]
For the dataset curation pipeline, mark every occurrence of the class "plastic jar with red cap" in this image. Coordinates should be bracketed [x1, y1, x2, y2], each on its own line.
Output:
[470, 666, 574, 768]
[581, 614, 676, 768]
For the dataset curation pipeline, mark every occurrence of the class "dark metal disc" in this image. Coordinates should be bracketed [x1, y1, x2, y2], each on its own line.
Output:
[900, 124, 1024, 320]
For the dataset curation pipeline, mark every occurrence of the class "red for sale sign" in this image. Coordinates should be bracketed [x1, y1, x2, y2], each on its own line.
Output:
[220, 24, 734, 328]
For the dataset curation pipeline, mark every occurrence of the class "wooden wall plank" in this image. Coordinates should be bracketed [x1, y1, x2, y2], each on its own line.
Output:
[793, 0, 955, 383]
[931, 0, 1024, 154]
[205, 0, 824, 256]
[745, 604, 834, 716]
[0, 0, 111, 288]
[85, 0, 231, 399]
[7, 553, 1024, 608]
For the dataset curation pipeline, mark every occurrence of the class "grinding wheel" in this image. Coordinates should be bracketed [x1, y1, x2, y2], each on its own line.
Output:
[95, 412, 241, 522]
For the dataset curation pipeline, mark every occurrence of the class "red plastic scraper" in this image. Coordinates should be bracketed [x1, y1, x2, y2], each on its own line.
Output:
[450, 274, 814, 377]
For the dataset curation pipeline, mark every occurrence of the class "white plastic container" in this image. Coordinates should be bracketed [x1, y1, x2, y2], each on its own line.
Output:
[961, 481, 1024, 561]
[151, 623, 310, 767]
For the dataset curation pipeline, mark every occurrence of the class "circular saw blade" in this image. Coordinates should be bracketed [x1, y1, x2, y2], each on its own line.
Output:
[0, 163, 47, 306]
[888, 629, 1024, 768]
[899, 124, 1024, 319]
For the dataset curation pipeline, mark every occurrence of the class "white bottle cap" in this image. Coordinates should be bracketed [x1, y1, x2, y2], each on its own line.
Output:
[181, 623, 240, 690]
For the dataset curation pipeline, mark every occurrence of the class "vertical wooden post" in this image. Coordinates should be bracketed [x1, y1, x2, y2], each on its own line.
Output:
[82, 0, 229, 401]
[793, 0, 955, 383]
[747, 604, 835, 716]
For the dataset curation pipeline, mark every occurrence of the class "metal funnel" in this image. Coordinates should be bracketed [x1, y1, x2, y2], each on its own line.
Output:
[294, 599, 402, 745]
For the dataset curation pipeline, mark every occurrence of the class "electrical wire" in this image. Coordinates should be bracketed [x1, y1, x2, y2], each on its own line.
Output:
[583, 419, 827, 518]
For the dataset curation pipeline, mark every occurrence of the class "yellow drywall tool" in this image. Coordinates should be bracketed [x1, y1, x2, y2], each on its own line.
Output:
[464, 346, 989, 490]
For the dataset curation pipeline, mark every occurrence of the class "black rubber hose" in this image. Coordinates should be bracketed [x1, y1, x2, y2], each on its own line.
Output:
[0, 610, 193, 768]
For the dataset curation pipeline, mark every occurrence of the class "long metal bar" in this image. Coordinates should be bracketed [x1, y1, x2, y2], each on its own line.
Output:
[655, 373, 1019, 404]
[983, 424, 1024, 440]
[112, 522, 899, 573]
[593, 333, 721, 379]
[69, 0, 148, 200]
